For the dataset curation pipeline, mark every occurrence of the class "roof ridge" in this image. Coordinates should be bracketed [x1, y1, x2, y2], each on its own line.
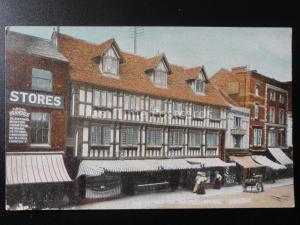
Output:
[7, 30, 52, 43]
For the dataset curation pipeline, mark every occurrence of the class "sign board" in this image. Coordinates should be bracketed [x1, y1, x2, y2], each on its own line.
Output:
[6, 90, 64, 109]
[8, 107, 30, 144]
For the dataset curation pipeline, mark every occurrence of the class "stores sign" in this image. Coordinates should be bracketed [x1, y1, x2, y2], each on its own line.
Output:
[7, 90, 64, 109]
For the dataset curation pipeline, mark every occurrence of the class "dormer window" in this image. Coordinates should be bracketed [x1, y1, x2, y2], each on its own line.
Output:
[154, 62, 168, 87]
[102, 47, 119, 76]
[190, 72, 206, 95]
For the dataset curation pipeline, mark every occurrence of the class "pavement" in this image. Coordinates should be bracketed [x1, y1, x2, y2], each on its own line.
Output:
[64, 178, 294, 209]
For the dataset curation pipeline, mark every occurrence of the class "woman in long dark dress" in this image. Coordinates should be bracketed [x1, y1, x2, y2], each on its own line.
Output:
[213, 171, 222, 189]
[196, 172, 207, 195]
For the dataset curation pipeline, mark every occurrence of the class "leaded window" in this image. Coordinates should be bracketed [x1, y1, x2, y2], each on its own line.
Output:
[150, 98, 165, 114]
[93, 90, 113, 108]
[147, 128, 161, 147]
[169, 130, 184, 146]
[121, 127, 138, 146]
[193, 104, 205, 118]
[207, 132, 219, 148]
[31, 112, 50, 144]
[189, 131, 202, 147]
[91, 126, 111, 146]
[210, 107, 221, 120]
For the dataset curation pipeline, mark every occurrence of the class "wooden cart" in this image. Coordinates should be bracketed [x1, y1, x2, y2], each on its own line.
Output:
[243, 175, 264, 193]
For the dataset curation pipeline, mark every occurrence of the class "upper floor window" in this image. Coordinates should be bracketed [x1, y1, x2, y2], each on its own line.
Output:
[31, 112, 50, 145]
[173, 102, 185, 116]
[254, 103, 259, 119]
[102, 47, 119, 75]
[279, 94, 285, 104]
[154, 62, 168, 87]
[150, 98, 165, 114]
[124, 94, 140, 111]
[93, 90, 113, 108]
[32, 68, 53, 92]
[270, 90, 276, 101]
[91, 126, 111, 146]
[193, 104, 205, 118]
[194, 79, 205, 94]
[255, 84, 260, 96]
[147, 128, 162, 147]
[233, 116, 241, 128]
[279, 108, 285, 125]
[253, 128, 262, 146]
[209, 107, 221, 120]
[268, 130, 277, 147]
[269, 107, 275, 123]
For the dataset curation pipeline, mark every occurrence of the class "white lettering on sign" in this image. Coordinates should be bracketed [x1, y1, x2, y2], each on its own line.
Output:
[7, 90, 63, 109]
[8, 107, 30, 144]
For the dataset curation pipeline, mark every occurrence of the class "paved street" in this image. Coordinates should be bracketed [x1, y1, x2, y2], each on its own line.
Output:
[65, 178, 294, 209]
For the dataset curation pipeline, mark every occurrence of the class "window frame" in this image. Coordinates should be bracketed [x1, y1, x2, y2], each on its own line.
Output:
[146, 128, 162, 148]
[150, 98, 165, 114]
[209, 107, 221, 120]
[233, 116, 241, 128]
[193, 104, 205, 118]
[93, 90, 113, 109]
[30, 112, 51, 147]
[279, 94, 285, 104]
[269, 106, 275, 123]
[253, 128, 262, 146]
[254, 103, 259, 120]
[255, 84, 260, 96]
[206, 132, 219, 149]
[168, 129, 184, 147]
[120, 126, 139, 147]
[279, 108, 285, 125]
[102, 47, 119, 76]
[90, 126, 111, 146]
[188, 130, 203, 148]
[31, 68, 53, 92]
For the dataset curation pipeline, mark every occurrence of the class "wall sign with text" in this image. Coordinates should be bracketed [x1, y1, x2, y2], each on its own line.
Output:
[8, 107, 30, 144]
[7, 90, 64, 109]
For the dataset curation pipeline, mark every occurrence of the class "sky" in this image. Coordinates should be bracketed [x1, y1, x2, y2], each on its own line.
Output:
[9, 26, 292, 81]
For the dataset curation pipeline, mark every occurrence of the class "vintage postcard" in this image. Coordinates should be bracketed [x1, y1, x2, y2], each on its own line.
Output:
[5, 26, 294, 209]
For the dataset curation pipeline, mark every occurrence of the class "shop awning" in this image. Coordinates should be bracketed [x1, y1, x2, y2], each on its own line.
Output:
[268, 148, 293, 166]
[185, 157, 236, 168]
[252, 155, 286, 170]
[6, 152, 72, 185]
[229, 156, 264, 169]
[77, 159, 197, 177]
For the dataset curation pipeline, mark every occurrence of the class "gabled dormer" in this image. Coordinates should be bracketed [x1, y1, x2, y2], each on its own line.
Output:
[95, 39, 125, 78]
[145, 53, 172, 88]
[185, 66, 208, 95]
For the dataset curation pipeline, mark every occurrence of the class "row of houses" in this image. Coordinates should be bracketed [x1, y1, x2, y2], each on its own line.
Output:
[5, 30, 293, 208]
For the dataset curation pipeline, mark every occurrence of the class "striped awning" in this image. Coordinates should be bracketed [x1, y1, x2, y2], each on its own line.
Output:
[77, 159, 197, 177]
[268, 148, 293, 166]
[252, 155, 286, 170]
[185, 157, 236, 168]
[229, 156, 264, 169]
[6, 152, 72, 185]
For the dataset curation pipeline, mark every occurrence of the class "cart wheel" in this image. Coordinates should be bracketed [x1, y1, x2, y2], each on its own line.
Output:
[256, 183, 261, 192]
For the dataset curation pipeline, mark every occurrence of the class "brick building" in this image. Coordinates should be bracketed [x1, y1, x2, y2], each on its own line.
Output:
[5, 31, 72, 209]
[211, 66, 292, 158]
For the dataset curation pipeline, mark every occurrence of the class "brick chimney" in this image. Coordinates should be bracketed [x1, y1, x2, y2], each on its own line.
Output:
[231, 66, 248, 74]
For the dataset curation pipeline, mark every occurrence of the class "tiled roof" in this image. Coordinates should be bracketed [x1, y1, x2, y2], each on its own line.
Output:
[5, 31, 68, 62]
[57, 33, 229, 107]
[184, 66, 204, 80]
[146, 53, 172, 74]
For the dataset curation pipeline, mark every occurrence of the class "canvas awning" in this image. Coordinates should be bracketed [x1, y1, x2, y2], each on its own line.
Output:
[229, 156, 264, 169]
[77, 159, 196, 177]
[252, 155, 286, 170]
[268, 148, 293, 166]
[6, 152, 72, 185]
[185, 158, 236, 168]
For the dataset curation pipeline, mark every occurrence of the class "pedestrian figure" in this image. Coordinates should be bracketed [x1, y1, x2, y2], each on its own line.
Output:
[213, 171, 222, 189]
[193, 172, 201, 193]
[196, 172, 207, 195]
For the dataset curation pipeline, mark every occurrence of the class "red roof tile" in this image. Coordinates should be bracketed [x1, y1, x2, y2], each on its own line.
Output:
[57, 33, 228, 107]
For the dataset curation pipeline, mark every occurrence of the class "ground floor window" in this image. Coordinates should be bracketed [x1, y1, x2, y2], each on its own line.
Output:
[207, 132, 219, 148]
[31, 112, 50, 145]
[189, 130, 202, 147]
[169, 130, 184, 147]
[121, 127, 138, 146]
[147, 128, 162, 147]
[253, 128, 262, 146]
[91, 126, 111, 146]
[233, 135, 242, 148]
